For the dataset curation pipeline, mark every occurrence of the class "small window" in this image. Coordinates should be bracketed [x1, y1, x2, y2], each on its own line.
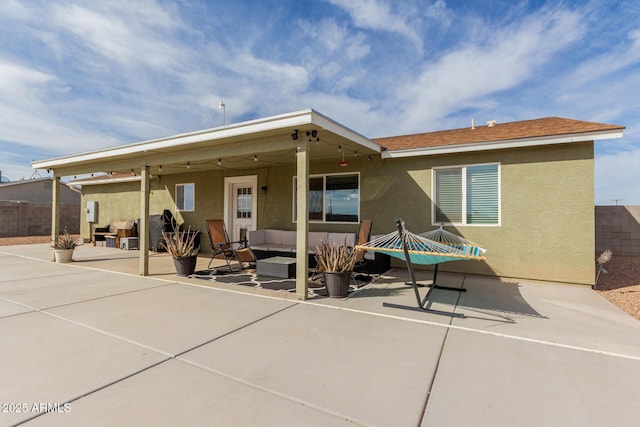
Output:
[433, 164, 499, 226]
[293, 173, 359, 223]
[176, 183, 195, 211]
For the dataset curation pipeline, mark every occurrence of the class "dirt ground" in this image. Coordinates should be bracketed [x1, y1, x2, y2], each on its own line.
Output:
[1, 235, 638, 320]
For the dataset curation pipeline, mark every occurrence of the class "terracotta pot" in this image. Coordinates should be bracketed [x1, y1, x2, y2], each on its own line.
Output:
[173, 255, 197, 276]
[53, 249, 74, 263]
[323, 271, 352, 298]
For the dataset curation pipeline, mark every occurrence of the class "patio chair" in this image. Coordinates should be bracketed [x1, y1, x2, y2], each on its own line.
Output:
[352, 219, 373, 287]
[205, 219, 256, 272]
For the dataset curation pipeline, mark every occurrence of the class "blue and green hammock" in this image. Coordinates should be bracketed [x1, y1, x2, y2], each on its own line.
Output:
[356, 219, 486, 317]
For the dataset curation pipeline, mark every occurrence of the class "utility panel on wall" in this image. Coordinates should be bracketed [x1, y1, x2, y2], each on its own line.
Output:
[86, 201, 98, 223]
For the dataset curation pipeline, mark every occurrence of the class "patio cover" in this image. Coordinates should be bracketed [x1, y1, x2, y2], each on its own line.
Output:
[32, 109, 382, 300]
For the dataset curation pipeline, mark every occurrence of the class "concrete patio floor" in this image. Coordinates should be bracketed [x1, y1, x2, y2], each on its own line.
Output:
[1, 243, 640, 426]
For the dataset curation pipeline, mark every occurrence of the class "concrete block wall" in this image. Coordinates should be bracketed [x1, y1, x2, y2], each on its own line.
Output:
[595, 206, 640, 256]
[0, 201, 80, 237]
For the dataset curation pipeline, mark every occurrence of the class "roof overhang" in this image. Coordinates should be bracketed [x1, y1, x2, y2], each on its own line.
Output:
[382, 128, 624, 159]
[70, 174, 147, 186]
[32, 109, 381, 177]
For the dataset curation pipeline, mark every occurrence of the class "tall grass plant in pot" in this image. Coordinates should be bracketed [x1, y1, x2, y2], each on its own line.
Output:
[161, 225, 200, 276]
[52, 228, 79, 263]
[315, 240, 358, 298]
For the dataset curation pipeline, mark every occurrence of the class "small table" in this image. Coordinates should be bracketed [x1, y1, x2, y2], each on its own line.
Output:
[256, 256, 296, 279]
[120, 237, 139, 250]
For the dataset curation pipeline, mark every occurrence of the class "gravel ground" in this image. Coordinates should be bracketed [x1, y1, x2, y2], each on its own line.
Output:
[595, 255, 640, 321]
[1, 235, 638, 320]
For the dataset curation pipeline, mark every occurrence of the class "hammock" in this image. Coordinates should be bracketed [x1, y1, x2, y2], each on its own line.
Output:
[357, 224, 486, 265]
[358, 219, 486, 317]
[418, 224, 487, 259]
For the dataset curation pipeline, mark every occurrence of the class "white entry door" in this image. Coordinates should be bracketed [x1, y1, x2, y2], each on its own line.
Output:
[225, 176, 257, 242]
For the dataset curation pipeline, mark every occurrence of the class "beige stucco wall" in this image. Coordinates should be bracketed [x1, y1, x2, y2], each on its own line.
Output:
[80, 141, 595, 285]
[361, 141, 595, 285]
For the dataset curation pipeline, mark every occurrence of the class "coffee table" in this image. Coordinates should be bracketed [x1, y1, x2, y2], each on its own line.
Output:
[256, 256, 296, 278]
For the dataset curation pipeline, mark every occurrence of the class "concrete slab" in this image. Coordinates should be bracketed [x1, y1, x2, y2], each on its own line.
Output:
[46, 284, 297, 356]
[454, 275, 640, 357]
[0, 269, 169, 310]
[28, 359, 354, 426]
[0, 256, 85, 283]
[182, 303, 447, 427]
[315, 269, 465, 324]
[0, 252, 37, 266]
[422, 328, 640, 426]
[0, 298, 33, 317]
[0, 312, 167, 426]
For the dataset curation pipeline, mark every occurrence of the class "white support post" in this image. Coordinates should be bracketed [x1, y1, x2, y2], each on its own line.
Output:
[295, 142, 309, 300]
[139, 166, 150, 275]
[51, 172, 60, 262]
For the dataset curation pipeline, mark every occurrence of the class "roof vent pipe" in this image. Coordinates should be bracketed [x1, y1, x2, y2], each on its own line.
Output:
[487, 120, 496, 127]
[471, 118, 475, 129]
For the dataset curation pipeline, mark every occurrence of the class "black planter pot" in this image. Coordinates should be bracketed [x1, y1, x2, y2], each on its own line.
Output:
[173, 255, 197, 276]
[323, 271, 352, 298]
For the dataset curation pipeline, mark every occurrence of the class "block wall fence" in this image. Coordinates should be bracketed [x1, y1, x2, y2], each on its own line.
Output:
[595, 206, 640, 257]
[0, 201, 80, 237]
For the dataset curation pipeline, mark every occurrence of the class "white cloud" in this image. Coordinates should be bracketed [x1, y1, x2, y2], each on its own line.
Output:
[325, 0, 423, 51]
[50, 1, 186, 69]
[565, 28, 640, 90]
[393, 7, 585, 132]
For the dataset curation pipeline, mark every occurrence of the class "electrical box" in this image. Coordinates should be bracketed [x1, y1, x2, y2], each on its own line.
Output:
[86, 201, 98, 223]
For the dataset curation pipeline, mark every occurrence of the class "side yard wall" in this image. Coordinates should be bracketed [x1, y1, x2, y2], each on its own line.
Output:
[595, 206, 640, 256]
[0, 201, 80, 236]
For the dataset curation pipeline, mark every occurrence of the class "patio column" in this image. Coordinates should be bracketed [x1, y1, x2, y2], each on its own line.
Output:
[139, 165, 150, 276]
[295, 142, 309, 300]
[50, 172, 60, 262]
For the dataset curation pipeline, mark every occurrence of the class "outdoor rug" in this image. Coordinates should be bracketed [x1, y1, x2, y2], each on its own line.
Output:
[190, 269, 370, 298]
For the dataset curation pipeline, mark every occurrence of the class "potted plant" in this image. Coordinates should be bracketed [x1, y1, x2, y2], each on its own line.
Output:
[52, 228, 79, 263]
[161, 225, 200, 276]
[314, 240, 358, 298]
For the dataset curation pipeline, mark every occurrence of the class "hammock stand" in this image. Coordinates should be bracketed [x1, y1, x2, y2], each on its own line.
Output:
[357, 219, 486, 317]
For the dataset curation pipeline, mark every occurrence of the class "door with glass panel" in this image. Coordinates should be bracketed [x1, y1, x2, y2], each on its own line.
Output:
[231, 183, 254, 242]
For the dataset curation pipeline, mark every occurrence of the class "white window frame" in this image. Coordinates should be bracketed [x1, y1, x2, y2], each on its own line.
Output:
[431, 163, 501, 226]
[175, 182, 195, 212]
[292, 172, 360, 224]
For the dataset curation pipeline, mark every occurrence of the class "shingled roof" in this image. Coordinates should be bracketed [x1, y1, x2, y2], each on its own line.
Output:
[375, 117, 625, 151]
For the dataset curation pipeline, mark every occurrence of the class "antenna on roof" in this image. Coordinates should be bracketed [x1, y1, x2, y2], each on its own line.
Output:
[219, 100, 226, 126]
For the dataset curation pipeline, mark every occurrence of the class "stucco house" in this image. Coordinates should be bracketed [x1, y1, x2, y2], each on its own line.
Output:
[32, 109, 624, 298]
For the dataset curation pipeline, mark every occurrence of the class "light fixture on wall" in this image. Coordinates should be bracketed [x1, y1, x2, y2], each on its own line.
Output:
[186, 162, 190, 169]
[254, 154, 258, 162]
[291, 129, 299, 141]
[158, 165, 162, 172]
[217, 158, 222, 166]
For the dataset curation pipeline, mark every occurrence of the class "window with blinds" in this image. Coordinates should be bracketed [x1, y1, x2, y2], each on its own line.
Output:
[293, 173, 359, 223]
[433, 164, 499, 225]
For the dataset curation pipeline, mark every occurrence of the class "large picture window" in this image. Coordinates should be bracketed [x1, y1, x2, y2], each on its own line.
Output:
[294, 173, 359, 223]
[176, 183, 195, 211]
[433, 164, 499, 225]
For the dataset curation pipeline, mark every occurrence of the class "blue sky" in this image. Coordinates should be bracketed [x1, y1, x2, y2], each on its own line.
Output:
[0, 0, 638, 204]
